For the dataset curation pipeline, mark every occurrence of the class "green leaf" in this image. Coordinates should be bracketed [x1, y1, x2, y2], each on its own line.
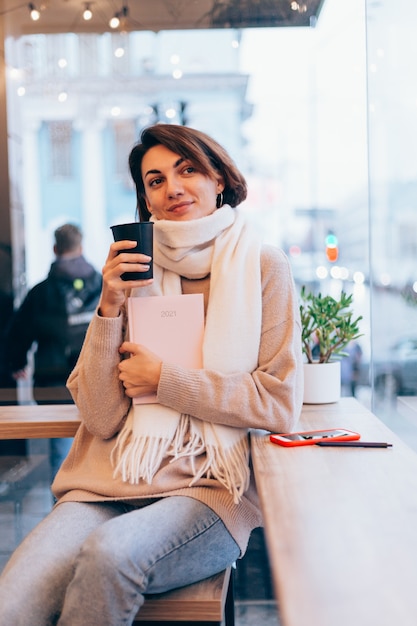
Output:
[299, 286, 363, 364]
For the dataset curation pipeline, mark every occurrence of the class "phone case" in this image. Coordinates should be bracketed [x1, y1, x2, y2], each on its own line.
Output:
[269, 428, 361, 447]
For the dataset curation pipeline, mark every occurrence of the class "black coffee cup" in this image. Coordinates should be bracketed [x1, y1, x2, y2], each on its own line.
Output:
[110, 222, 153, 280]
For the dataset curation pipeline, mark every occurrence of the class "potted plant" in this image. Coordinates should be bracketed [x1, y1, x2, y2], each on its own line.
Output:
[299, 286, 363, 403]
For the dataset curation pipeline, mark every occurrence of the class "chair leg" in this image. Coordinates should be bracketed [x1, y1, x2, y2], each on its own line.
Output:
[224, 569, 235, 626]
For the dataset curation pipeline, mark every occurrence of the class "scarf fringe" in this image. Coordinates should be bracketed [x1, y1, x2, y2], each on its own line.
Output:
[111, 432, 173, 485]
[111, 414, 250, 502]
[170, 415, 206, 459]
[188, 435, 250, 504]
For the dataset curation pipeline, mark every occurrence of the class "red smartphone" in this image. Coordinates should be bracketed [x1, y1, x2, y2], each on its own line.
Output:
[269, 428, 360, 447]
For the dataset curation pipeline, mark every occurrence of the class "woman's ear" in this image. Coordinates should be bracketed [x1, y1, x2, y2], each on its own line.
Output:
[216, 176, 225, 194]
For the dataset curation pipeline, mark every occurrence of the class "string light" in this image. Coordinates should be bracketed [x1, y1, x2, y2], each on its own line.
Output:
[28, 3, 40, 21]
[83, 3, 93, 21]
[0, 0, 137, 35]
[4, 0, 312, 31]
[0, 0, 132, 32]
[109, 15, 120, 29]
[109, 5, 128, 30]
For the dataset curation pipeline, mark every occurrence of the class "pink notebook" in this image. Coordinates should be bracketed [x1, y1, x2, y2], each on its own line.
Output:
[127, 294, 205, 404]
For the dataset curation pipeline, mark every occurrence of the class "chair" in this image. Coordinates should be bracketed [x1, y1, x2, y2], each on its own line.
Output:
[133, 566, 234, 626]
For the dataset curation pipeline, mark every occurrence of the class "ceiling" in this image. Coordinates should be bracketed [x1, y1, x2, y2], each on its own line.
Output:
[1, 0, 325, 37]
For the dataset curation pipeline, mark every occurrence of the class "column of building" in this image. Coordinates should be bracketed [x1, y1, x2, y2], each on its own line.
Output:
[74, 104, 109, 270]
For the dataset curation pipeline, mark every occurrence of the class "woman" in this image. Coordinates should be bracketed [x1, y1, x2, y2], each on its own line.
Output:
[0, 124, 303, 625]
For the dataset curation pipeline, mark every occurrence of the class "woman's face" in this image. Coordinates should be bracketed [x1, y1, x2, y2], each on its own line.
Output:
[141, 144, 224, 221]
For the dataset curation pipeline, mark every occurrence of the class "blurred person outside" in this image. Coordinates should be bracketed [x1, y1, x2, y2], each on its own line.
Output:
[0, 246, 24, 456]
[0, 245, 15, 391]
[0, 281, 15, 392]
[5, 223, 102, 479]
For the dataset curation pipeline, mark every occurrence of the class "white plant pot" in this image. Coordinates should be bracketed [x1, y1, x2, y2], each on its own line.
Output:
[303, 361, 341, 404]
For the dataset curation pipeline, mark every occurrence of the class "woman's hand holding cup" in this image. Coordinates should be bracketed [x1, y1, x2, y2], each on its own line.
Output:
[99, 235, 153, 318]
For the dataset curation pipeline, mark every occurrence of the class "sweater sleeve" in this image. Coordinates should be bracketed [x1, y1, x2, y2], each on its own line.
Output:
[157, 246, 303, 434]
[66, 309, 131, 439]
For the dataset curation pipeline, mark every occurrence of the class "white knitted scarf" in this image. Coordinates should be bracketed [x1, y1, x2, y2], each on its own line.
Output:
[111, 206, 262, 503]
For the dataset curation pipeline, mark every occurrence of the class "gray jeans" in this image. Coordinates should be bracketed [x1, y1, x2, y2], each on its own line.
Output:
[0, 496, 240, 626]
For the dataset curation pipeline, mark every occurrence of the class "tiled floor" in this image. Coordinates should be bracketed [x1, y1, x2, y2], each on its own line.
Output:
[235, 600, 280, 626]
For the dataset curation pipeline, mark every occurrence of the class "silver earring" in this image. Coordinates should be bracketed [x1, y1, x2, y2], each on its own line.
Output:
[216, 192, 224, 208]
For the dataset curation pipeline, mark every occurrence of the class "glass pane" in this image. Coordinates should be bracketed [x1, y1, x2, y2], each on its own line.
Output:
[366, 0, 417, 450]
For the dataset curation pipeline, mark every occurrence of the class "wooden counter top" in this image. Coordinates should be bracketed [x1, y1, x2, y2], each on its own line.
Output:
[0, 404, 80, 439]
[251, 397, 417, 626]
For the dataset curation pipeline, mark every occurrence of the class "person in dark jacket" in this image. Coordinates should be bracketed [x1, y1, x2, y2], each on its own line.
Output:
[5, 223, 102, 480]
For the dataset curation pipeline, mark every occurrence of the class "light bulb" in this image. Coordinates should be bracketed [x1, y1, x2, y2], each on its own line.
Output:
[83, 4, 92, 20]
[109, 15, 120, 28]
[28, 3, 40, 20]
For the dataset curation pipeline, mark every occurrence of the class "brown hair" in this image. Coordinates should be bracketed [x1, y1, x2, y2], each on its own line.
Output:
[54, 223, 82, 255]
[128, 124, 247, 221]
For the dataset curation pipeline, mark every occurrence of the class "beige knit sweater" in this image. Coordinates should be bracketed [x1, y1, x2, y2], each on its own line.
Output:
[53, 245, 303, 556]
